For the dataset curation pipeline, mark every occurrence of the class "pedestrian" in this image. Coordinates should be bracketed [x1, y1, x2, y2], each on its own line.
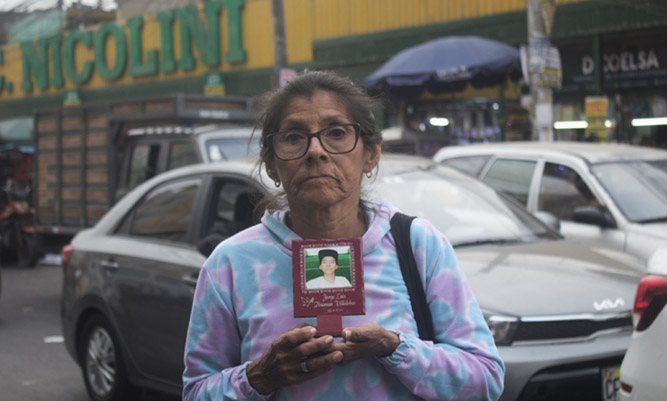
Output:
[182, 70, 504, 400]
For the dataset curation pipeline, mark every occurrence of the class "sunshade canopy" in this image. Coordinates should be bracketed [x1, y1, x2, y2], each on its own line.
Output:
[364, 36, 523, 98]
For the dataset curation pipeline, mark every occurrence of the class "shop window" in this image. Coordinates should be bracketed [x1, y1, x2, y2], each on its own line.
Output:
[482, 159, 536, 206]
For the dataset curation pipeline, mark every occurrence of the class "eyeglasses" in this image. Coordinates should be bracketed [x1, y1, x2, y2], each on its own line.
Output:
[267, 123, 361, 161]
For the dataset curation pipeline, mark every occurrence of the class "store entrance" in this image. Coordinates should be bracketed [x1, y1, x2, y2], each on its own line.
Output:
[394, 99, 530, 157]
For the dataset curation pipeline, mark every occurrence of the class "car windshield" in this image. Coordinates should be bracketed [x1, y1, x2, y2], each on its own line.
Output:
[206, 137, 260, 161]
[371, 163, 558, 247]
[592, 159, 667, 223]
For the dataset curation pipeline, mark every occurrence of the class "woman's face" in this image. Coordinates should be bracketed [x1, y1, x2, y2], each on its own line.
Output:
[319, 256, 338, 275]
[267, 90, 380, 210]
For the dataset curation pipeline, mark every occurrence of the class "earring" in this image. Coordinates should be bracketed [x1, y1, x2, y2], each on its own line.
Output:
[274, 179, 281, 188]
[365, 171, 372, 178]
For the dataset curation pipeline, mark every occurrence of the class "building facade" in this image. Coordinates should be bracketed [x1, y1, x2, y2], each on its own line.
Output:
[0, 0, 666, 147]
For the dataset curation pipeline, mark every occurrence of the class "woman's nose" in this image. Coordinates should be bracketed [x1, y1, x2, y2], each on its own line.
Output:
[305, 135, 328, 159]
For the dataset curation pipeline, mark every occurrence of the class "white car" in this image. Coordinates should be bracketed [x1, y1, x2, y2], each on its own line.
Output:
[619, 247, 667, 401]
[433, 141, 667, 264]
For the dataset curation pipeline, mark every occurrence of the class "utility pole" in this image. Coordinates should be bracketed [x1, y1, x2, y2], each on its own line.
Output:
[527, 0, 556, 141]
[271, 0, 288, 88]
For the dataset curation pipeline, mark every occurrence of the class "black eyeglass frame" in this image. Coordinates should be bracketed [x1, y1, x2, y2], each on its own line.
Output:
[267, 123, 362, 161]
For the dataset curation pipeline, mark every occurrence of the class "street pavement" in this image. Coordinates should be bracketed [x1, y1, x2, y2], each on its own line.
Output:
[0, 260, 180, 401]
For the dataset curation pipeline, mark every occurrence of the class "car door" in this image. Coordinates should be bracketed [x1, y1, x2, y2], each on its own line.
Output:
[534, 161, 626, 251]
[195, 174, 265, 256]
[104, 172, 265, 386]
[105, 175, 206, 386]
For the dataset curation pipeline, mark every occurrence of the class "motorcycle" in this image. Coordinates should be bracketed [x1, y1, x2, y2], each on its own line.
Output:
[0, 185, 39, 267]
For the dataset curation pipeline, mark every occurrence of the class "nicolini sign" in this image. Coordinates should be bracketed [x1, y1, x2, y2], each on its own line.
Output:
[0, 0, 246, 94]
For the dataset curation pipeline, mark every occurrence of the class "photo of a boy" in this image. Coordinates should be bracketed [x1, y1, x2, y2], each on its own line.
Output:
[305, 249, 352, 290]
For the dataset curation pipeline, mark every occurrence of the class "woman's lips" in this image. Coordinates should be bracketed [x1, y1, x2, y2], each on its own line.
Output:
[302, 175, 336, 184]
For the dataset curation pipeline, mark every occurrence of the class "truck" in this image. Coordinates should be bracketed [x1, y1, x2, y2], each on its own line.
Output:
[31, 94, 257, 260]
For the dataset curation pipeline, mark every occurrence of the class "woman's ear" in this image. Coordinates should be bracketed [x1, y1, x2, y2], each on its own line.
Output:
[364, 143, 382, 172]
[265, 163, 276, 181]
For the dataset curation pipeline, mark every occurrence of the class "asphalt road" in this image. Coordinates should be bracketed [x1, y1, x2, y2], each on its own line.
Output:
[0, 261, 180, 401]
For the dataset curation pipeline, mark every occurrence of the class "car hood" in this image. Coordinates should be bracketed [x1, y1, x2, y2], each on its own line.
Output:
[456, 239, 642, 318]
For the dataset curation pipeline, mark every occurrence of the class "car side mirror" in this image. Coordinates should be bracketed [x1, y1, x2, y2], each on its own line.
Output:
[572, 206, 617, 228]
[534, 211, 561, 232]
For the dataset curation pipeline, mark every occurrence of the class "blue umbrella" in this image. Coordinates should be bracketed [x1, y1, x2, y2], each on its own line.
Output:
[364, 36, 522, 98]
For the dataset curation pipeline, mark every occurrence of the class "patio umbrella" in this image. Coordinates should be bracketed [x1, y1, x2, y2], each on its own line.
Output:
[364, 36, 523, 98]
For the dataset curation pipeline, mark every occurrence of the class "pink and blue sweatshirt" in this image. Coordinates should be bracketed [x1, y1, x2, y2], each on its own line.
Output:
[183, 202, 504, 400]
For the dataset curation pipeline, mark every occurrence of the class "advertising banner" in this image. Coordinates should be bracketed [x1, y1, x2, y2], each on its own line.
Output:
[585, 96, 609, 142]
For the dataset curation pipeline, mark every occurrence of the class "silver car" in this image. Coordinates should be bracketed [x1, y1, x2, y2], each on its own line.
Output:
[433, 142, 667, 264]
[61, 155, 642, 401]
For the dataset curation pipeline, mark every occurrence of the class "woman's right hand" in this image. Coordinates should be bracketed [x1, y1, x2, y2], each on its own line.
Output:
[246, 325, 343, 394]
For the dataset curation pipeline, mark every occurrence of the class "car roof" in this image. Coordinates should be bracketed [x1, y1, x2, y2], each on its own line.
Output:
[196, 124, 256, 138]
[434, 141, 667, 164]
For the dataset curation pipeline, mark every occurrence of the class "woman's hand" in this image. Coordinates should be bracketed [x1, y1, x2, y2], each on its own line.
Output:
[246, 325, 343, 394]
[333, 323, 400, 366]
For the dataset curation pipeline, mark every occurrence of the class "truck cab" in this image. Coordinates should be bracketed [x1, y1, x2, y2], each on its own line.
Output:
[116, 123, 258, 200]
[32, 94, 258, 257]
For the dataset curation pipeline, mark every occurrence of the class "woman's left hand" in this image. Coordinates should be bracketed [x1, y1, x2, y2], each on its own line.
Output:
[332, 323, 400, 366]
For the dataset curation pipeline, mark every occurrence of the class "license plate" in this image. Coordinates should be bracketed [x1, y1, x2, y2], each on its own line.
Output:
[601, 366, 620, 401]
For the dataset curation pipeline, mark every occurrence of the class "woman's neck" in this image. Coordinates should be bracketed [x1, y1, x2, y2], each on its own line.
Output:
[287, 202, 367, 239]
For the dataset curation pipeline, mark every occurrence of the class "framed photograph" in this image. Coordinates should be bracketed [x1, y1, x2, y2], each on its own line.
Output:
[292, 238, 364, 318]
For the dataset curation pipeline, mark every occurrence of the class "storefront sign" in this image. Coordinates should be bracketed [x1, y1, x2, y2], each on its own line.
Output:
[559, 37, 667, 92]
[0, 0, 246, 96]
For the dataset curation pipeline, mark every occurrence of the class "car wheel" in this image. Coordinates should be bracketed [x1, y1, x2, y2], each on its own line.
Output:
[79, 315, 140, 401]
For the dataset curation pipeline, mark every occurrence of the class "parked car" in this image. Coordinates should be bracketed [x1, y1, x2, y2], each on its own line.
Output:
[619, 247, 667, 401]
[433, 141, 667, 264]
[61, 155, 643, 401]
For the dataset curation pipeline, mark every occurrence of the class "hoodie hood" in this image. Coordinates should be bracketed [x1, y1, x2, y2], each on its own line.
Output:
[260, 202, 396, 256]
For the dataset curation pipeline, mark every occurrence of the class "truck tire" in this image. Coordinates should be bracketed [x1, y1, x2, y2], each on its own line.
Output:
[79, 314, 140, 401]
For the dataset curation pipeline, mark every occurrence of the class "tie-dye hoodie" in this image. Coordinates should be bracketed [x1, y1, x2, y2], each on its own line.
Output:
[183, 202, 504, 401]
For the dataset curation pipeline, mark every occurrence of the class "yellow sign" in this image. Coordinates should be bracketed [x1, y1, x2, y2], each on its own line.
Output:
[585, 96, 608, 142]
[204, 72, 225, 96]
[63, 90, 81, 106]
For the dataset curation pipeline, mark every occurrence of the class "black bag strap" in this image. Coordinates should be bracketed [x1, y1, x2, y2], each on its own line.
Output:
[390, 212, 435, 342]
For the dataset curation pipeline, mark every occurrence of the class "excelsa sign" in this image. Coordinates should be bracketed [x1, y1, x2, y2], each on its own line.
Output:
[0, 0, 246, 95]
[559, 37, 667, 92]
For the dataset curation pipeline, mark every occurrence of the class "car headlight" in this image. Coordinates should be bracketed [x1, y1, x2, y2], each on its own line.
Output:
[484, 314, 519, 345]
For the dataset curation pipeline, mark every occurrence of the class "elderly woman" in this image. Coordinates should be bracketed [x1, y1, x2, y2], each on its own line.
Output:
[183, 70, 504, 400]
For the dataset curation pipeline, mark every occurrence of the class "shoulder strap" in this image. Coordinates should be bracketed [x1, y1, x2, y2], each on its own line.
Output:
[390, 212, 435, 342]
